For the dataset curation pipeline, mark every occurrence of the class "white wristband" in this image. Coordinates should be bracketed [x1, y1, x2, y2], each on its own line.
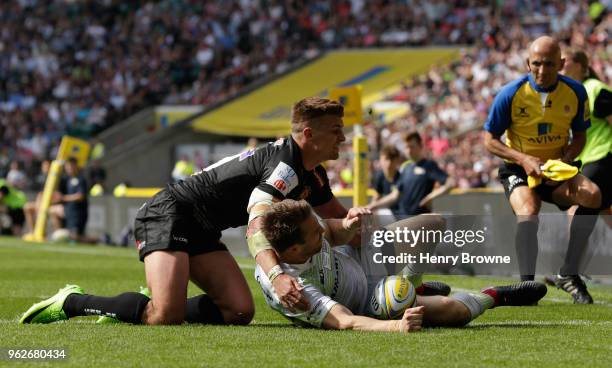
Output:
[267, 265, 284, 283]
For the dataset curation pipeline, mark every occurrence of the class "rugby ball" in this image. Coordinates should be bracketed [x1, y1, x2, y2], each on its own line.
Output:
[369, 275, 417, 320]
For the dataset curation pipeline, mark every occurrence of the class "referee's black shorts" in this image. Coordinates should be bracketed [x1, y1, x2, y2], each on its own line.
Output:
[498, 162, 570, 211]
[134, 189, 228, 262]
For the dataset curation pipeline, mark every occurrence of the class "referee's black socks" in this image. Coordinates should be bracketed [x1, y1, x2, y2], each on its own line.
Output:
[515, 220, 539, 281]
[64, 292, 150, 323]
[560, 206, 599, 276]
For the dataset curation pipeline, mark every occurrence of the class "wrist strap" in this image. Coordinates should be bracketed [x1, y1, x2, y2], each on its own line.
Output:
[267, 265, 284, 283]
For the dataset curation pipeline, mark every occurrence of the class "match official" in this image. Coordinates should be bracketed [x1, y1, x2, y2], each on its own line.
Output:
[484, 36, 602, 303]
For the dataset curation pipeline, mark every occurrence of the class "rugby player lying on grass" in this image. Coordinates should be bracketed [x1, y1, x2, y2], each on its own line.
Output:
[256, 200, 547, 333]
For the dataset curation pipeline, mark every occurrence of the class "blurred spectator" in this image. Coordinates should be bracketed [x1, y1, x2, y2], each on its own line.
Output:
[0, 179, 26, 235]
[0, 0, 609, 189]
[55, 157, 98, 243]
[31, 159, 51, 192]
[371, 144, 403, 216]
[368, 132, 454, 216]
[6, 160, 28, 190]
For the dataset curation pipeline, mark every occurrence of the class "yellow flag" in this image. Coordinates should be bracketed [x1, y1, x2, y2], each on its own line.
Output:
[528, 160, 579, 188]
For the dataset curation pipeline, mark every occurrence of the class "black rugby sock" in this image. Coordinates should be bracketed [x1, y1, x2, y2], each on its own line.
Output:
[560, 206, 599, 276]
[63, 292, 150, 324]
[515, 221, 538, 281]
[185, 294, 225, 324]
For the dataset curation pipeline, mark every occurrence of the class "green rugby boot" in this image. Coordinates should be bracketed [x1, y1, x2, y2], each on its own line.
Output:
[96, 286, 151, 324]
[20, 284, 84, 324]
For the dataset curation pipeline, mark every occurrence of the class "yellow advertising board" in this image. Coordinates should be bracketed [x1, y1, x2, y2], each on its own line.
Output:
[190, 48, 459, 137]
[330, 86, 363, 126]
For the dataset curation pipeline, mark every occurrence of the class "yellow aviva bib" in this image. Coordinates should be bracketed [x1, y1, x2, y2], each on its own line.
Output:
[485, 74, 590, 163]
[508, 82, 583, 160]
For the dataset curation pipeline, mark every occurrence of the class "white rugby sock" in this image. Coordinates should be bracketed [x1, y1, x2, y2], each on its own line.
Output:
[451, 292, 494, 321]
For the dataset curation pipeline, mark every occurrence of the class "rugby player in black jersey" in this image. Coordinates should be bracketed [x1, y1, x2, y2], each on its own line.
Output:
[20, 97, 351, 326]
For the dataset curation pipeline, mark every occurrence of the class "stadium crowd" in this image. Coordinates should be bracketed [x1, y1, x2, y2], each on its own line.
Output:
[0, 0, 610, 191]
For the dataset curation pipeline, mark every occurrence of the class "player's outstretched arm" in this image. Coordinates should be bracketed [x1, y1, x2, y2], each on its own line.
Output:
[323, 304, 424, 333]
[247, 195, 309, 311]
[324, 207, 371, 246]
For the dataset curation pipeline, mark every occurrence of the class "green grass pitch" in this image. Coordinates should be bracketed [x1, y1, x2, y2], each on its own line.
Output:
[1, 236, 611, 367]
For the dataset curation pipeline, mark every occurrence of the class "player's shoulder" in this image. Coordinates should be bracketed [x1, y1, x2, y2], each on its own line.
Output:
[496, 75, 530, 101]
[558, 74, 588, 100]
[264, 136, 301, 163]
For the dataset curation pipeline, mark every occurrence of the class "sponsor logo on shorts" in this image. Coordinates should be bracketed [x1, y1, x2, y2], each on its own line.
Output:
[266, 161, 298, 196]
[136, 240, 146, 250]
[172, 235, 188, 243]
[507, 175, 525, 192]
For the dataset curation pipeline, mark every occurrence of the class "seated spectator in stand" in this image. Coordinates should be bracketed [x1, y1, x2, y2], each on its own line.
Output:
[0, 179, 26, 235]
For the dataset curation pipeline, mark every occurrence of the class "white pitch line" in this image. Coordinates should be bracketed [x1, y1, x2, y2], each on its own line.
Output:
[471, 320, 612, 326]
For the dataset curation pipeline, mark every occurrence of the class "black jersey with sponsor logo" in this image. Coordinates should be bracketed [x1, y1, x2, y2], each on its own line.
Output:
[167, 136, 333, 231]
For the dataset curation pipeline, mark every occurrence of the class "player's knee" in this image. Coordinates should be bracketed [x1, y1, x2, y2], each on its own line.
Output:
[516, 202, 539, 216]
[222, 303, 255, 325]
[441, 297, 471, 326]
[581, 186, 602, 209]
